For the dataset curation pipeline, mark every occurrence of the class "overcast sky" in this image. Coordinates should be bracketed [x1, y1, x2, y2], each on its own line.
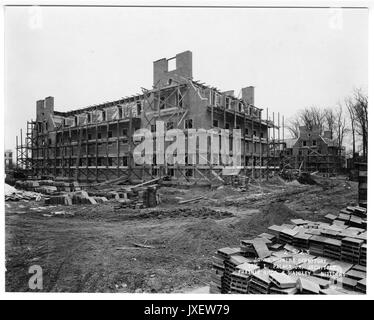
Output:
[4, 6, 368, 152]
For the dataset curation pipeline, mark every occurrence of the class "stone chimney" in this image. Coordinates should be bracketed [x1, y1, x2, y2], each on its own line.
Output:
[241, 86, 255, 105]
[153, 51, 193, 88]
[323, 130, 333, 139]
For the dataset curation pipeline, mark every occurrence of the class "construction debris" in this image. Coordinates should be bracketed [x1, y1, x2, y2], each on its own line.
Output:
[12, 179, 82, 194]
[325, 205, 367, 229]
[114, 185, 160, 209]
[5, 183, 42, 202]
[178, 196, 205, 204]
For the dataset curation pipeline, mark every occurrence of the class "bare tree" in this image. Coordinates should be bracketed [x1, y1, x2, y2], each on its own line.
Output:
[299, 107, 325, 133]
[345, 88, 368, 158]
[335, 104, 349, 156]
[286, 117, 300, 138]
[346, 97, 356, 156]
[286, 106, 325, 137]
[324, 108, 336, 137]
[353, 88, 368, 158]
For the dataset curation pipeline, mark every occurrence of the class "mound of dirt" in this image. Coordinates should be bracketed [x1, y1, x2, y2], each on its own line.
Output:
[166, 219, 240, 255]
[209, 186, 242, 199]
[74, 206, 234, 221]
[158, 187, 187, 196]
[297, 173, 319, 185]
[134, 207, 234, 220]
[235, 201, 304, 237]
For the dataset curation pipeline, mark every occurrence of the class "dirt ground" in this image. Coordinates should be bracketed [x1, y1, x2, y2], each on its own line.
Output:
[5, 176, 357, 293]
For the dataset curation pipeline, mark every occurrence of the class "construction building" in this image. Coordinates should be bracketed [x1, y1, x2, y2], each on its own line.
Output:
[282, 126, 345, 175]
[4, 150, 13, 171]
[16, 51, 284, 183]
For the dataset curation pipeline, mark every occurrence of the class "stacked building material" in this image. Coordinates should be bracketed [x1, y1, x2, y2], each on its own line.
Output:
[352, 264, 366, 273]
[229, 263, 260, 294]
[279, 228, 299, 245]
[326, 205, 367, 229]
[258, 233, 277, 243]
[5, 184, 42, 201]
[269, 243, 283, 251]
[357, 163, 367, 208]
[356, 278, 366, 293]
[210, 252, 225, 294]
[114, 185, 160, 209]
[323, 238, 342, 260]
[290, 219, 309, 226]
[301, 275, 330, 290]
[14, 179, 85, 195]
[213, 248, 241, 294]
[293, 232, 312, 250]
[210, 207, 367, 295]
[320, 229, 340, 239]
[347, 206, 367, 218]
[297, 257, 329, 276]
[54, 181, 71, 192]
[240, 238, 271, 259]
[269, 286, 298, 295]
[309, 236, 327, 256]
[328, 260, 353, 276]
[341, 277, 357, 291]
[296, 277, 321, 294]
[229, 271, 250, 294]
[267, 225, 285, 239]
[248, 271, 272, 294]
[341, 237, 364, 264]
[45, 194, 73, 206]
[360, 244, 366, 266]
[345, 269, 366, 282]
[324, 214, 338, 222]
[269, 273, 298, 294]
[225, 255, 251, 274]
[70, 181, 81, 191]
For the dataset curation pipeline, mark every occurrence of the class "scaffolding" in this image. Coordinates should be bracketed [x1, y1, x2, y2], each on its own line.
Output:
[16, 81, 285, 184]
[15, 121, 36, 175]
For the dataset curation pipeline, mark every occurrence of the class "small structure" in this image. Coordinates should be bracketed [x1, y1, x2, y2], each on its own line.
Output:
[4, 149, 13, 171]
[282, 126, 345, 175]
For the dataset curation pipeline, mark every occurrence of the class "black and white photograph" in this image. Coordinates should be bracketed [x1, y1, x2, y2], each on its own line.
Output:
[1, 1, 371, 301]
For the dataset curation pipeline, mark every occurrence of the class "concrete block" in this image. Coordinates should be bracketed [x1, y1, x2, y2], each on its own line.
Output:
[64, 195, 73, 206]
[45, 194, 72, 206]
[86, 197, 97, 205]
[70, 182, 81, 191]
[93, 197, 108, 204]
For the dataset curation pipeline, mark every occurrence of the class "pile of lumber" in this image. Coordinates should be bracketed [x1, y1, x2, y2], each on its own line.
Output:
[210, 206, 367, 295]
[325, 205, 367, 229]
[14, 179, 82, 194]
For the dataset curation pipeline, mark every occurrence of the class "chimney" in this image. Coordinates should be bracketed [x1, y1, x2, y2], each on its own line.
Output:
[153, 58, 168, 87]
[175, 50, 192, 79]
[241, 86, 255, 105]
[36, 99, 45, 120]
[45, 96, 54, 112]
[323, 131, 333, 140]
[153, 51, 193, 87]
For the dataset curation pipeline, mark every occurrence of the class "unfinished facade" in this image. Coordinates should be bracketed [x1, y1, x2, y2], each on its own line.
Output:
[16, 51, 283, 183]
[4, 150, 13, 171]
[282, 126, 345, 175]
